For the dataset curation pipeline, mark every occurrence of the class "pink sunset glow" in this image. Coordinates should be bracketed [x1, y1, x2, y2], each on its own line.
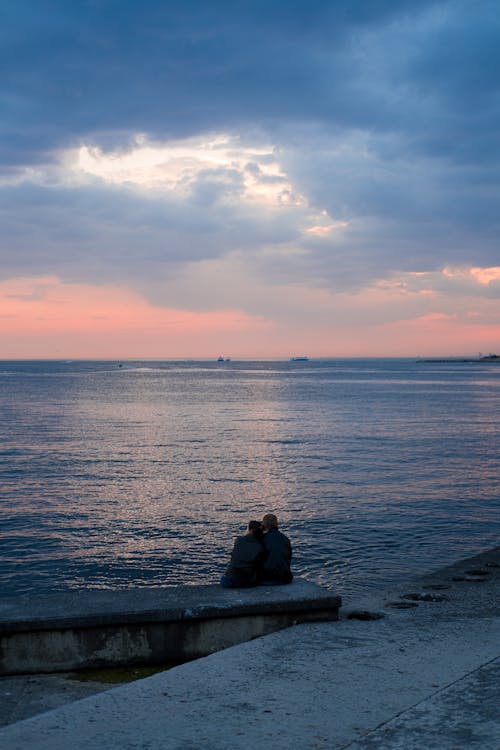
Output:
[0, 277, 272, 359]
[1, 274, 498, 359]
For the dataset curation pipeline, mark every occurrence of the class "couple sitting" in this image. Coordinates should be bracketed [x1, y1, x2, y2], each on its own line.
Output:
[220, 513, 292, 588]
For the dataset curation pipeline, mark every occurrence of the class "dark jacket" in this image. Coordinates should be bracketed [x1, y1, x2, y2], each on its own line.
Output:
[262, 527, 293, 583]
[224, 532, 265, 585]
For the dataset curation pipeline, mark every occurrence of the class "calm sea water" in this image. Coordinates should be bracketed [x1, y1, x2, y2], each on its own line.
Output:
[1, 358, 499, 602]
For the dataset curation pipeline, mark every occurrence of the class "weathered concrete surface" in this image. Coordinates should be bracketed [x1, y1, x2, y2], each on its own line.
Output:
[0, 673, 111, 728]
[0, 580, 340, 631]
[347, 657, 500, 749]
[0, 579, 341, 674]
[0, 547, 499, 749]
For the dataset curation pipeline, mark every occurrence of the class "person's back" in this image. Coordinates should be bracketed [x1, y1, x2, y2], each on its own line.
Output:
[221, 521, 265, 587]
[261, 513, 293, 584]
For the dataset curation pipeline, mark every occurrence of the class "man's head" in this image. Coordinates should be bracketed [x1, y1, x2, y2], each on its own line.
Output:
[262, 513, 279, 531]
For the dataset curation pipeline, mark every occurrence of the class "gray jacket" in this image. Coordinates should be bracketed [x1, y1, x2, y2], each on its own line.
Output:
[224, 532, 265, 585]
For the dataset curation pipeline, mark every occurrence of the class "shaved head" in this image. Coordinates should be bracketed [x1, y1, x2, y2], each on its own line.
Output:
[262, 513, 278, 530]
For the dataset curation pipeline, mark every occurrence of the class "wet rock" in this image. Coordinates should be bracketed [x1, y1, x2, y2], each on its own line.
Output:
[465, 568, 490, 576]
[401, 593, 450, 603]
[422, 584, 451, 591]
[346, 610, 385, 621]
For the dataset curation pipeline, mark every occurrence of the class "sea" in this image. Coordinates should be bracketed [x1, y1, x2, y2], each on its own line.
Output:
[1, 358, 499, 603]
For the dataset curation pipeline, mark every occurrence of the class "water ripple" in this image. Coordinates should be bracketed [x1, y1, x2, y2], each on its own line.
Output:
[1, 358, 499, 600]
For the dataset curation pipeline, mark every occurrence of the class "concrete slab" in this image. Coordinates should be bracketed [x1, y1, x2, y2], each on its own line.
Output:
[0, 547, 498, 749]
[0, 673, 111, 728]
[0, 579, 341, 674]
[347, 657, 500, 749]
[0, 579, 340, 631]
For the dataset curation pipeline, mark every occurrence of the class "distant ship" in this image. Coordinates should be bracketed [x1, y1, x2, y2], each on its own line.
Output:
[290, 356, 309, 362]
[217, 356, 231, 362]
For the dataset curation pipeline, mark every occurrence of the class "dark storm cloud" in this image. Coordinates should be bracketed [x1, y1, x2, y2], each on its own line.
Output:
[1, 0, 440, 166]
[1, 0, 499, 300]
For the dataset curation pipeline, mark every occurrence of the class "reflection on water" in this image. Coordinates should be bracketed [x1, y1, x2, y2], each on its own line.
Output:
[1, 358, 499, 602]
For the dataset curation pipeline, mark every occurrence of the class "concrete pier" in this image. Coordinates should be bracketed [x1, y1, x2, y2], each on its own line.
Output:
[0, 579, 341, 675]
[0, 547, 499, 749]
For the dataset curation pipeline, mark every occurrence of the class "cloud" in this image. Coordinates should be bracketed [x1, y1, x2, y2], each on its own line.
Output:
[1, 0, 499, 354]
[0, 0, 453, 169]
[0, 135, 319, 290]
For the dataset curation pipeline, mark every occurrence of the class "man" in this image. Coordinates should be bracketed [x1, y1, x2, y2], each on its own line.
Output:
[220, 520, 265, 588]
[261, 513, 293, 584]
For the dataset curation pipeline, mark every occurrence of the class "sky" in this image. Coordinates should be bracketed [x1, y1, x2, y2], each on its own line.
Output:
[1, 0, 500, 359]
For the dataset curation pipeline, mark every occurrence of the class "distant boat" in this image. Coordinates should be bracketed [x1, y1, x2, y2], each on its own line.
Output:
[217, 356, 225, 362]
[290, 356, 309, 362]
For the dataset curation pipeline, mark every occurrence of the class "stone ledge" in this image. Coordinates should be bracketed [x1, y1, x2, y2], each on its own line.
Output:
[0, 580, 341, 675]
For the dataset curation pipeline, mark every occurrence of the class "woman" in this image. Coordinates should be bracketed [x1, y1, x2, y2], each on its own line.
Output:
[220, 520, 265, 587]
